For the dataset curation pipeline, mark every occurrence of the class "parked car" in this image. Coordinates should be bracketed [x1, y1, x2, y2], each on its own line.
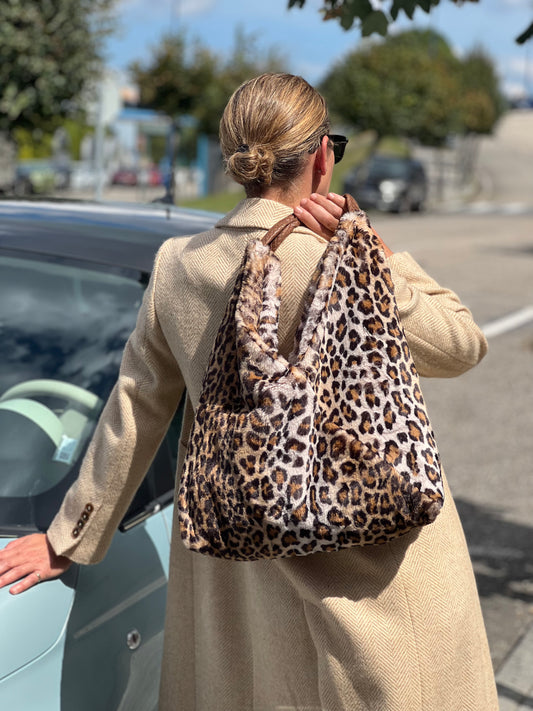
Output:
[0, 134, 30, 196]
[111, 166, 163, 188]
[111, 166, 138, 186]
[343, 155, 428, 213]
[0, 199, 219, 710]
[69, 162, 99, 191]
[15, 161, 69, 195]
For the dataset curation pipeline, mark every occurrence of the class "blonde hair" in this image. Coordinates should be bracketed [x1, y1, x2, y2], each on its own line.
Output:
[220, 73, 330, 196]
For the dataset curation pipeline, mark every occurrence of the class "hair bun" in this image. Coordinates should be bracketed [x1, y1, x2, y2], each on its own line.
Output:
[219, 74, 330, 195]
[227, 144, 275, 187]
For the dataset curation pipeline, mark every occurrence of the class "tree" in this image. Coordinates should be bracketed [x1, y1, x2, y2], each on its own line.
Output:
[288, 0, 531, 44]
[459, 49, 505, 135]
[0, 0, 115, 136]
[129, 34, 218, 132]
[320, 30, 467, 147]
[130, 29, 286, 137]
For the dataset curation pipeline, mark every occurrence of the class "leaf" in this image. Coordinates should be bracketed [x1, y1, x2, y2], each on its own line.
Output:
[417, 0, 437, 12]
[390, 0, 402, 21]
[516, 21, 533, 45]
[403, 0, 419, 20]
[350, 0, 374, 18]
[337, 0, 373, 28]
[361, 10, 389, 36]
[287, 0, 305, 8]
[391, 0, 430, 19]
[339, 14, 356, 30]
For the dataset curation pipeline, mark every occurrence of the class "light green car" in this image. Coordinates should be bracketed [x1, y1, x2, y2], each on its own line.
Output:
[0, 199, 218, 710]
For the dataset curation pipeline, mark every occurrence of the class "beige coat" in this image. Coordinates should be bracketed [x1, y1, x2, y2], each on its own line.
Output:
[47, 198, 498, 711]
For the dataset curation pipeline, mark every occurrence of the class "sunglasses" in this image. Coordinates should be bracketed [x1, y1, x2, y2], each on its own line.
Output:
[328, 134, 348, 164]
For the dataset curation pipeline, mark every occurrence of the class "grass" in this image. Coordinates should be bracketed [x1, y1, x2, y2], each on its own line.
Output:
[179, 133, 411, 213]
[179, 189, 244, 213]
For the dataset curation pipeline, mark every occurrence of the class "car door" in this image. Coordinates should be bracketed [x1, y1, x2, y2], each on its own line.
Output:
[59, 403, 183, 711]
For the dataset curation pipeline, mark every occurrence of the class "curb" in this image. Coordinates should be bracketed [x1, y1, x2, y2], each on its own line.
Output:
[496, 620, 533, 710]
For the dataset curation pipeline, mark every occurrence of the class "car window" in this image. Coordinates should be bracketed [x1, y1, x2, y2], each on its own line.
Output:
[367, 158, 411, 180]
[0, 253, 175, 534]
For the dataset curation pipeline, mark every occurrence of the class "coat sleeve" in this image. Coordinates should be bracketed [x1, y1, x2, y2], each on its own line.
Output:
[47, 242, 185, 565]
[387, 251, 488, 378]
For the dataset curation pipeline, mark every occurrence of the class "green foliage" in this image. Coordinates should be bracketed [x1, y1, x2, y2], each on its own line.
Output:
[516, 21, 533, 45]
[179, 189, 244, 213]
[328, 133, 410, 193]
[0, 0, 115, 136]
[321, 30, 460, 146]
[63, 118, 94, 161]
[289, 0, 529, 45]
[14, 118, 94, 160]
[14, 128, 54, 159]
[459, 49, 505, 134]
[129, 28, 286, 137]
[288, 0, 477, 34]
[129, 34, 216, 127]
[320, 30, 502, 146]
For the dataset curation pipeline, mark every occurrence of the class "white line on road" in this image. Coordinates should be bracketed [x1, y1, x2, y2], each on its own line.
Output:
[482, 306, 533, 339]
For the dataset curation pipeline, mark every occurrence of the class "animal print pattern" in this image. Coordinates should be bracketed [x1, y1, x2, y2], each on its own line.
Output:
[178, 209, 444, 561]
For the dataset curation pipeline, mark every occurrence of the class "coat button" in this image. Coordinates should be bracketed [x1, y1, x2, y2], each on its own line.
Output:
[85, 503, 94, 513]
[72, 527, 80, 537]
[77, 519, 84, 529]
[81, 511, 89, 521]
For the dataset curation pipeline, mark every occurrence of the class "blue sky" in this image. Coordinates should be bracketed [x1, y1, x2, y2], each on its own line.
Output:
[107, 0, 533, 99]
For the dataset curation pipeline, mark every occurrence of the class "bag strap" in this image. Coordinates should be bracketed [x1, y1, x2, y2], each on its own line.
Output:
[344, 193, 360, 212]
[262, 213, 302, 252]
[262, 193, 360, 252]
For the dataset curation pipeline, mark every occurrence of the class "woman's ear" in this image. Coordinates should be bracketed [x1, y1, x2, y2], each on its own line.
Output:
[314, 135, 330, 176]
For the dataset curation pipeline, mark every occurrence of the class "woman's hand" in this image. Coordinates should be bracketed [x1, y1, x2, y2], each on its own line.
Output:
[294, 192, 345, 240]
[295, 191, 393, 257]
[0, 533, 72, 595]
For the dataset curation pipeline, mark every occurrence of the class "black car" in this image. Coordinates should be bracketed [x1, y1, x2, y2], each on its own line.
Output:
[0, 199, 218, 710]
[343, 155, 428, 213]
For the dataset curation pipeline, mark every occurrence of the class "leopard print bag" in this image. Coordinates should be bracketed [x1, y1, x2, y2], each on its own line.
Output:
[178, 196, 444, 561]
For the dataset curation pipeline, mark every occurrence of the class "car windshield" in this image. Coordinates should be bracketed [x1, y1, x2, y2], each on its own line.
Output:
[367, 158, 411, 180]
[0, 253, 143, 533]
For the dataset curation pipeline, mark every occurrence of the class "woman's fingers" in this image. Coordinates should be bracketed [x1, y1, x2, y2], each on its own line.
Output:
[294, 205, 327, 237]
[295, 191, 394, 258]
[295, 193, 345, 238]
[0, 533, 72, 595]
[325, 192, 347, 208]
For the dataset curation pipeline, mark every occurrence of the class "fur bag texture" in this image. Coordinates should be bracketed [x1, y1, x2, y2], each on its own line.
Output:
[178, 203, 444, 561]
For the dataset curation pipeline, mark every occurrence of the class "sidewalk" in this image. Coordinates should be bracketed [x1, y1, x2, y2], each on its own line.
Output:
[496, 620, 533, 710]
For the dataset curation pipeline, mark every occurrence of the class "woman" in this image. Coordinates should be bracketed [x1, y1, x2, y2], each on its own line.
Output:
[0, 74, 497, 710]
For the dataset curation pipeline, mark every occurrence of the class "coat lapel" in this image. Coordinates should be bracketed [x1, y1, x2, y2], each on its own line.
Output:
[215, 198, 325, 238]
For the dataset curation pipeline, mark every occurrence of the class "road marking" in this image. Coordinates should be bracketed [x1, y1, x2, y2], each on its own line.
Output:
[482, 306, 533, 339]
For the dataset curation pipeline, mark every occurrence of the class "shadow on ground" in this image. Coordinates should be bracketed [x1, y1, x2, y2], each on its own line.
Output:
[455, 498, 533, 604]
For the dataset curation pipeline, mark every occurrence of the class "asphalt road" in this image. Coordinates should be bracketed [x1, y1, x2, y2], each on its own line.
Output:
[376, 208, 533, 667]
[476, 109, 533, 206]
[374, 110, 533, 706]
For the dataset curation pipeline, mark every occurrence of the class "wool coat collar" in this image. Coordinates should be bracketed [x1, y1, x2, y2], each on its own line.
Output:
[215, 197, 325, 239]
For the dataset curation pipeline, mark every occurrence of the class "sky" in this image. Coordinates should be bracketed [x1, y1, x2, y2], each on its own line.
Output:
[106, 0, 533, 99]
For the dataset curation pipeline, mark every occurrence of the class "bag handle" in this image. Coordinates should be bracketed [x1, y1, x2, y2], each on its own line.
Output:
[262, 194, 360, 252]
